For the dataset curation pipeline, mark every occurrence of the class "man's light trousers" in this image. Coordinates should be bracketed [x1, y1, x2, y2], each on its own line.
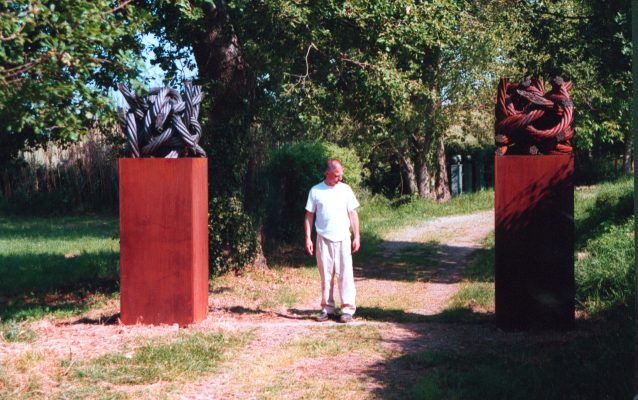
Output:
[316, 234, 356, 315]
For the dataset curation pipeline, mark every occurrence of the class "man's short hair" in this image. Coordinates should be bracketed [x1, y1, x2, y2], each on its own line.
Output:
[326, 159, 343, 172]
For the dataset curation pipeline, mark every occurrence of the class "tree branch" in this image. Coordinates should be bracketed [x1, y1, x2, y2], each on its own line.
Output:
[105, 0, 133, 15]
[0, 22, 26, 42]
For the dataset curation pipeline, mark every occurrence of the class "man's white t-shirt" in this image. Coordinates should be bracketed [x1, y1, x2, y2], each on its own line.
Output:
[305, 181, 360, 242]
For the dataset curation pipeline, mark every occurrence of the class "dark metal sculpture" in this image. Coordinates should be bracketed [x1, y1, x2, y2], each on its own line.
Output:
[117, 82, 205, 158]
[495, 77, 574, 155]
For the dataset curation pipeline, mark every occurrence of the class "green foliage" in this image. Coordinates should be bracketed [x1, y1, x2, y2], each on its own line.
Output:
[208, 196, 259, 275]
[261, 141, 363, 248]
[509, 0, 631, 156]
[208, 0, 518, 196]
[0, 1, 150, 162]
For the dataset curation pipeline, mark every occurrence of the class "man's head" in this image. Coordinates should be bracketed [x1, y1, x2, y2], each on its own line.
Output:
[324, 159, 344, 186]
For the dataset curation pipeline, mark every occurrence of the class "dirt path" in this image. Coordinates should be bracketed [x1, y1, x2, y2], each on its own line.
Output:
[1, 210, 496, 399]
[177, 210, 495, 399]
[381, 210, 494, 315]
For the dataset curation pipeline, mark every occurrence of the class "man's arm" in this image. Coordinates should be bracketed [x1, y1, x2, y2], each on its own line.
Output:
[304, 211, 315, 255]
[349, 209, 360, 253]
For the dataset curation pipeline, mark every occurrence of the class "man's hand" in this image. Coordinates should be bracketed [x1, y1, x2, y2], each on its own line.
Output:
[352, 235, 360, 253]
[348, 209, 360, 253]
[304, 211, 315, 256]
[305, 237, 314, 256]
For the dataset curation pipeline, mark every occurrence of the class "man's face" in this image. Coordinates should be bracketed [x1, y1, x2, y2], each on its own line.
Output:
[325, 165, 344, 186]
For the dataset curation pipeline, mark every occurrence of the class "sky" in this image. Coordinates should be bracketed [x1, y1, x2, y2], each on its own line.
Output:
[112, 34, 198, 108]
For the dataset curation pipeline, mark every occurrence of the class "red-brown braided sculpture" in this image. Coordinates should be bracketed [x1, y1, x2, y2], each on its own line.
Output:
[495, 76, 574, 155]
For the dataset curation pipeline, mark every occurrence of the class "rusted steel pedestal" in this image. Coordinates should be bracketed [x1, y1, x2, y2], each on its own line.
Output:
[119, 158, 208, 325]
[495, 155, 574, 330]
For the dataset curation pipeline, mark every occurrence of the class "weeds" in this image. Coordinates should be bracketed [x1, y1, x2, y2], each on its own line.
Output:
[0, 130, 119, 215]
[0, 321, 37, 343]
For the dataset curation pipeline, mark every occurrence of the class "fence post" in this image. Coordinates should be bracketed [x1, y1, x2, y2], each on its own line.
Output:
[449, 154, 463, 196]
[463, 155, 473, 193]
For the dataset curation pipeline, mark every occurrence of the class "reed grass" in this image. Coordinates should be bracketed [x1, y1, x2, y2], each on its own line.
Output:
[0, 130, 120, 215]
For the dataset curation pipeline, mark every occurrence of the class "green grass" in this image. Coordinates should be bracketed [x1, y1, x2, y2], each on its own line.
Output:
[357, 189, 493, 263]
[0, 215, 119, 321]
[573, 176, 634, 315]
[55, 331, 252, 399]
[391, 324, 632, 400]
[450, 234, 494, 310]
[449, 176, 634, 316]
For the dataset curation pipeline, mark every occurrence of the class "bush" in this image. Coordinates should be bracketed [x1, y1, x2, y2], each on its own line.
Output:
[261, 141, 363, 250]
[208, 196, 260, 275]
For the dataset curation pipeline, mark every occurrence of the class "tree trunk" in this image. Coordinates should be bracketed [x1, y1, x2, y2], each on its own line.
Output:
[434, 137, 451, 201]
[191, 2, 267, 269]
[416, 157, 431, 198]
[399, 153, 418, 195]
[623, 130, 632, 175]
[193, 2, 255, 122]
[413, 132, 433, 198]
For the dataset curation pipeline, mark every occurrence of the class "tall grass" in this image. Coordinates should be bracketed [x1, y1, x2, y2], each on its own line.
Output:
[0, 130, 119, 215]
[573, 176, 634, 315]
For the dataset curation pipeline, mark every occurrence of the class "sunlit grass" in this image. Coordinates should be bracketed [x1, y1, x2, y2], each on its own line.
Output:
[54, 331, 252, 399]
[0, 215, 119, 322]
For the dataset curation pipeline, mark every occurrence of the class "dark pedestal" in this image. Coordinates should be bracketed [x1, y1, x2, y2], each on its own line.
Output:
[119, 158, 209, 325]
[495, 155, 574, 330]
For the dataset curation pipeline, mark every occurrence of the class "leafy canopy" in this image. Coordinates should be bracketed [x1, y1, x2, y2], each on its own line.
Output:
[0, 1, 149, 156]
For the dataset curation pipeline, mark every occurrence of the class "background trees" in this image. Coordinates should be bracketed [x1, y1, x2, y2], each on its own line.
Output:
[0, 1, 148, 165]
[0, 0, 633, 269]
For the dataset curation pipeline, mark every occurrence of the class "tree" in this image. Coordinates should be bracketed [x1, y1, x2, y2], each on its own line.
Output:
[0, 1, 148, 164]
[509, 0, 632, 172]
[142, 0, 264, 271]
[205, 0, 518, 199]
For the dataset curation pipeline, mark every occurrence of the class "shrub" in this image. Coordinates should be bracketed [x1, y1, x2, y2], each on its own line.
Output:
[208, 196, 260, 275]
[261, 141, 363, 250]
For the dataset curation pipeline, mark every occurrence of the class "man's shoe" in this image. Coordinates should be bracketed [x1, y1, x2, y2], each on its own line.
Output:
[339, 313, 353, 323]
[316, 311, 331, 322]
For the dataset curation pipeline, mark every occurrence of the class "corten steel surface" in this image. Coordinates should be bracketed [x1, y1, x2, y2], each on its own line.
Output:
[119, 158, 208, 325]
[495, 155, 574, 330]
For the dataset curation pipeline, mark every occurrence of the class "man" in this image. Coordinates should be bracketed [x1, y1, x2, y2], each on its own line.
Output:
[304, 159, 360, 323]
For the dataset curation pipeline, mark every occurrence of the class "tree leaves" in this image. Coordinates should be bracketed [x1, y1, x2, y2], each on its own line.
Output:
[0, 0, 149, 161]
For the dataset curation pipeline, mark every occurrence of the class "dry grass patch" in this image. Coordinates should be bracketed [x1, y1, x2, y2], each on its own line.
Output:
[209, 265, 318, 313]
[356, 280, 430, 315]
[211, 325, 385, 399]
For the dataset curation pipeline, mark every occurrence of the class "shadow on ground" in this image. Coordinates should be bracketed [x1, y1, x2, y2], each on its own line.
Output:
[363, 307, 632, 400]
[355, 239, 478, 283]
[0, 251, 119, 321]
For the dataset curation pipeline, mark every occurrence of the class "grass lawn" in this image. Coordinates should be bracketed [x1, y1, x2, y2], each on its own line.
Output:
[0, 178, 633, 399]
[0, 215, 120, 324]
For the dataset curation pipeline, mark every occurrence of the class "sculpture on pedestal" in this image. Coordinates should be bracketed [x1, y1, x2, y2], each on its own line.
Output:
[118, 82, 205, 158]
[495, 77, 574, 155]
